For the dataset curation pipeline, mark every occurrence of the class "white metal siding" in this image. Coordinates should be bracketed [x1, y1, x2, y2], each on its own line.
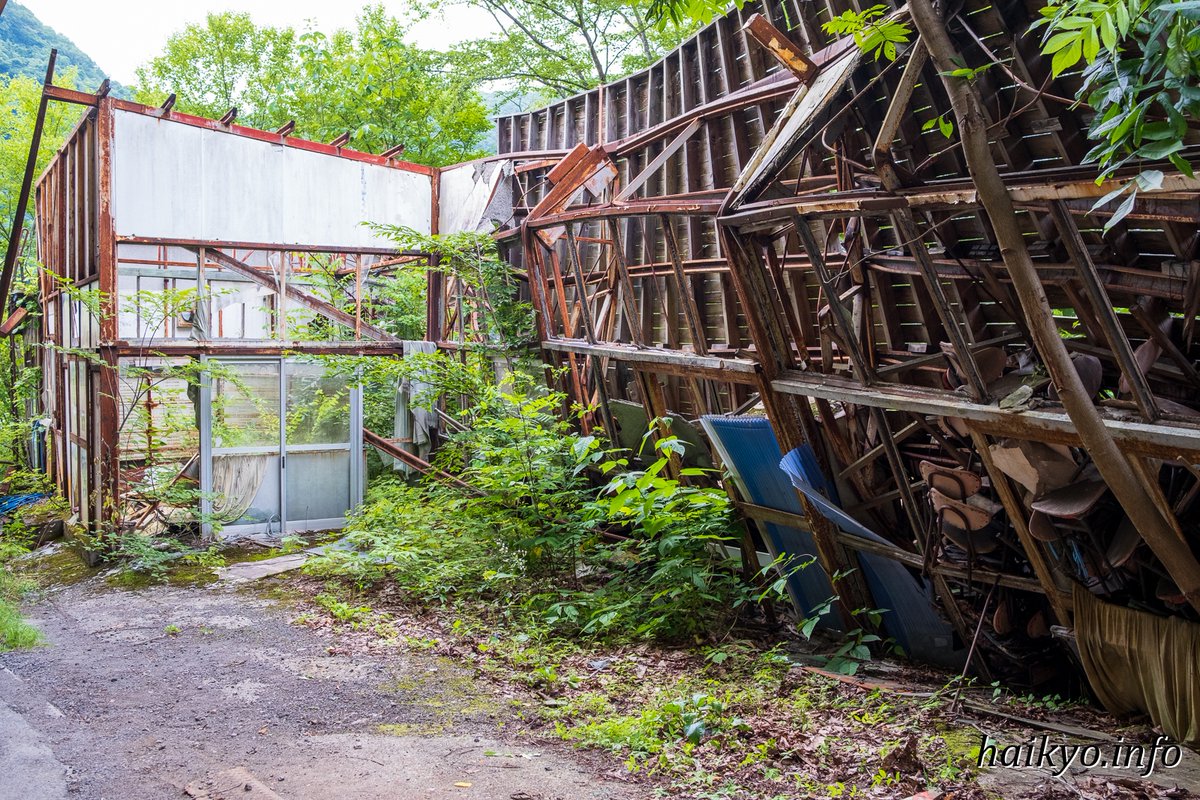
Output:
[110, 109, 432, 247]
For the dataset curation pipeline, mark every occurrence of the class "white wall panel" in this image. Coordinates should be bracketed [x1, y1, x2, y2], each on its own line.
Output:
[110, 109, 432, 247]
[438, 161, 510, 234]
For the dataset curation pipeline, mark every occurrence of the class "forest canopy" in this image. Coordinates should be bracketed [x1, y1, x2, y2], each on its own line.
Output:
[132, 1, 702, 164]
[134, 8, 491, 167]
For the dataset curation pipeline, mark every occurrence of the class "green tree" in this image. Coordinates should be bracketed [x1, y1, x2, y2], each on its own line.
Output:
[280, 8, 490, 166]
[0, 70, 81, 245]
[134, 6, 490, 166]
[439, 0, 702, 97]
[1032, 0, 1199, 226]
[133, 12, 297, 128]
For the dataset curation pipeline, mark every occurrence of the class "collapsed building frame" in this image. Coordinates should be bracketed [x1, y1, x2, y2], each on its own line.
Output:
[14, 0, 1200, 721]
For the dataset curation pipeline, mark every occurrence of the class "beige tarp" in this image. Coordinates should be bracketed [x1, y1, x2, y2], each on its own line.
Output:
[1074, 583, 1200, 744]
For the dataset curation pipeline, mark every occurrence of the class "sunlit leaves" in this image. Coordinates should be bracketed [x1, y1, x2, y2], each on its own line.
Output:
[649, 0, 744, 26]
[134, 10, 490, 166]
[1036, 0, 1199, 188]
[922, 113, 955, 139]
[822, 5, 912, 61]
[1034, 0, 1141, 77]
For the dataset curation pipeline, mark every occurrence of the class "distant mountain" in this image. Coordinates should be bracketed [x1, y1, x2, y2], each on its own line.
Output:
[0, 1, 122, 93]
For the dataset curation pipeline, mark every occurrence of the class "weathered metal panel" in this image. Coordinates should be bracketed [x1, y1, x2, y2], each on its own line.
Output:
[109, 109, 432, 247]
[437, 161, 512, 234]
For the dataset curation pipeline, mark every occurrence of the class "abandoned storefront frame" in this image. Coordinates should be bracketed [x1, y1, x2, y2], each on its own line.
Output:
[27, 85, 437, 535]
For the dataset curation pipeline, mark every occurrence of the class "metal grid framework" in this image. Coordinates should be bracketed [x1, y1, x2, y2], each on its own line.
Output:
[477, 0, 1200, 679]
[31, 94, 435, 530]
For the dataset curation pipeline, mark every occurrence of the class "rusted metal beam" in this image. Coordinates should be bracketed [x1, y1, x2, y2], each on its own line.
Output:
[113, 340, 408, 357]
[117, 235, 408, 256]
[546, 142, 589, 184]
[542, 338, 757, 382]
[197, 248, 395, 341]
[43, 84, 97, 107]
[0, 306, 28, 336]
[363, 428, 484, 496]
[615, 119, 701, 202]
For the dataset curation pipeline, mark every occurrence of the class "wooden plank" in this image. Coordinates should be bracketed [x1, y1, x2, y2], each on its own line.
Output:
[770, 368, 1200, 460]
[741, 13, 818, 83]
[546, 142, 589, 184]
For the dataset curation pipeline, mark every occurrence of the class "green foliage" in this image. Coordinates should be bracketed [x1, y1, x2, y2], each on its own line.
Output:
[134, 8, 490, 166]
[821, 5, 912, 61]
[542, 435, 748, 640]
[649, 0, 745, 26]
[134, 11, 296, 128]
[283, 8, 491, 166]
[0, 540, 41, 650]
[314, 592, 372, 623]
[1033, 0, 1200, 227]
[921, 113, 955, 139]
[368, 227, 536, 356]
[311, 478, 531, 602]
[561, 689, 745, 758]
[793, 583, 893, 676]
[105, 530, 226, 583]
[0, 598, 40, 650]
[309, 349, 763, 643]
[0, 72, 85, 468]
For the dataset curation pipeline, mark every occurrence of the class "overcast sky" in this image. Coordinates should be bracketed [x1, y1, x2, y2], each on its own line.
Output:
[22, 0, 499, 84]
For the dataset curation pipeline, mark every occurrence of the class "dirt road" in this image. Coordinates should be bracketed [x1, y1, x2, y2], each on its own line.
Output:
[0, 557, 637, 800]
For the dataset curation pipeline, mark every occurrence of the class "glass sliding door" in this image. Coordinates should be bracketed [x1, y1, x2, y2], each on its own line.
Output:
[201, 358, 361, 539]
[208, 360, 283, 536]
[283, 362, 355, 532]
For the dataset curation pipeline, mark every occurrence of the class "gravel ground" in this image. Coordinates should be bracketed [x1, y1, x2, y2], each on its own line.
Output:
[0, 552, 639, 800]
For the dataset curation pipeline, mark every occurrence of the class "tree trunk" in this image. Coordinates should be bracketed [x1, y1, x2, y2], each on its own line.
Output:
[907, 0, 1200, 614]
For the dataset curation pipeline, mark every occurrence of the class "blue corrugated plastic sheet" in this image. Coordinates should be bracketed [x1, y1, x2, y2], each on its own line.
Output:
[0, 493, 47, 517]
[702, 414, 965, 670]
[700, 415, 841, 630]
[779, 449, 965, 669]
